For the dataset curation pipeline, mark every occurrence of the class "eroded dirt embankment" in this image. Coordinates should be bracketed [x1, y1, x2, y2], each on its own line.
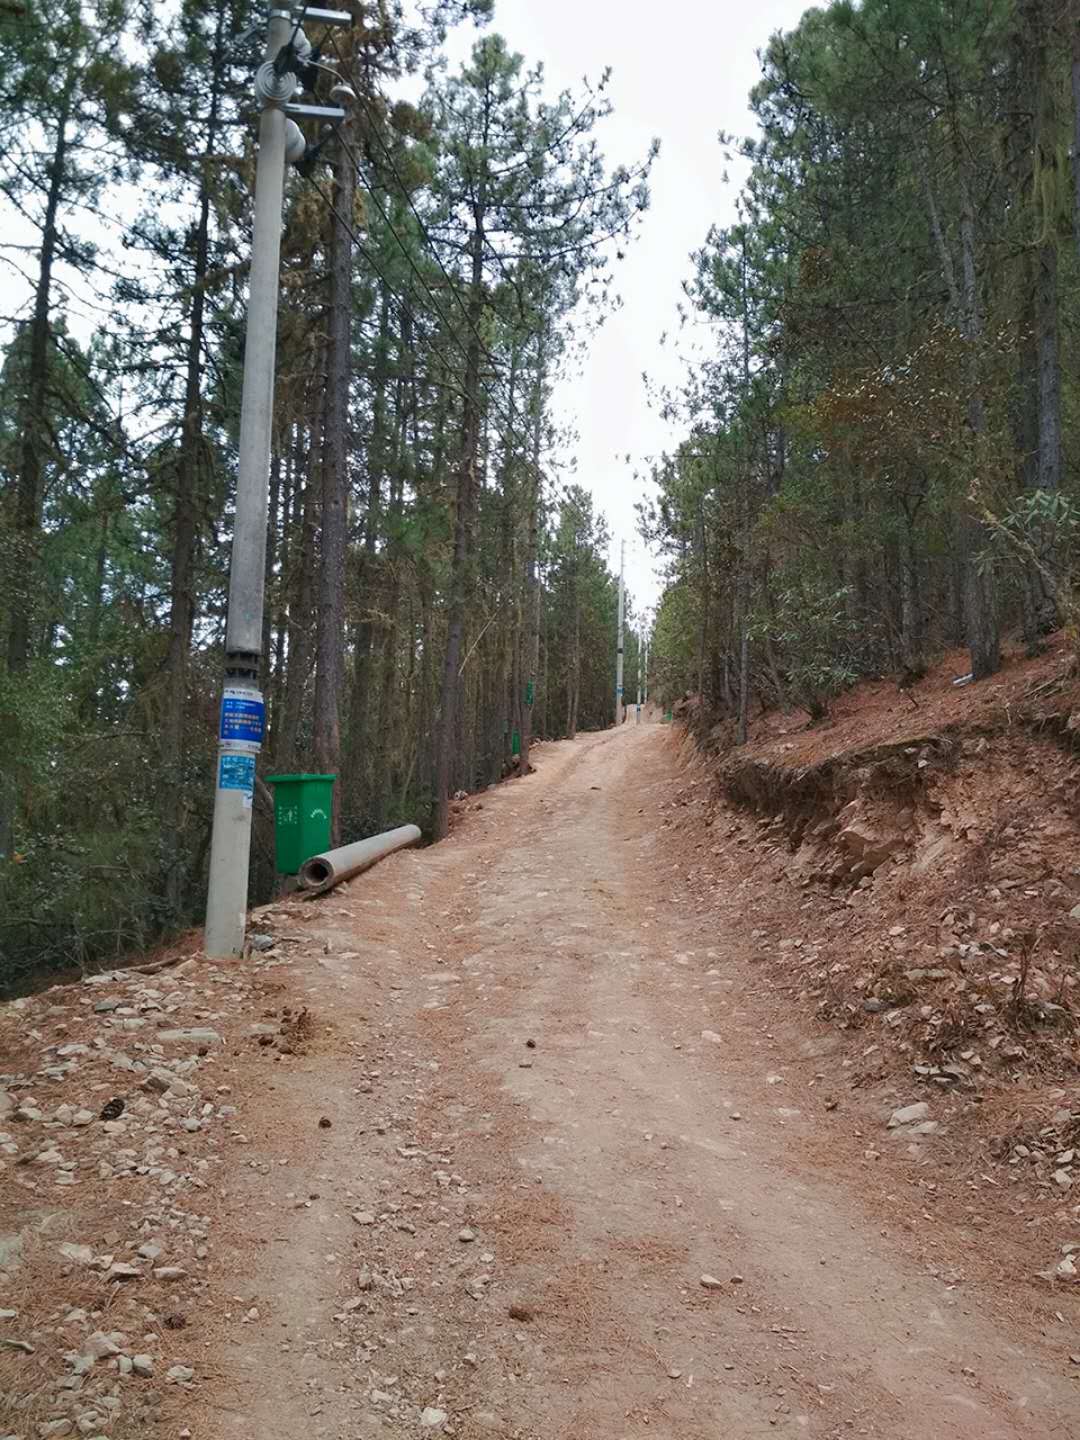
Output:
[670, 636, 1080, 1230]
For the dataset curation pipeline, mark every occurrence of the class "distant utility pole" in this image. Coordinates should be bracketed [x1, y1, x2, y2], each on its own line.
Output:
[205, 5, 349, 959]
[615, 539, 625, 726]
[644, 631, 649, 706]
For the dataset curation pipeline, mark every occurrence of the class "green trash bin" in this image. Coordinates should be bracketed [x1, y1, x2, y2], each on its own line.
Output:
[265, 773, 336, 875]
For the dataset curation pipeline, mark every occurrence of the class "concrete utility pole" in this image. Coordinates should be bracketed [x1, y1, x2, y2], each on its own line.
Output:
[643, 631, 649, 706]
[205, 5, 348, 958]
[615, 539, 625, 726]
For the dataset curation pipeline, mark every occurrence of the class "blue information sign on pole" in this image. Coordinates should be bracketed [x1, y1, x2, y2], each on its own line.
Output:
[220, 687, 265, 752]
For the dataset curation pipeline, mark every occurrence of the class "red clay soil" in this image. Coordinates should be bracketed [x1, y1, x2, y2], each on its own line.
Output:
[704, 631, 1077, 770]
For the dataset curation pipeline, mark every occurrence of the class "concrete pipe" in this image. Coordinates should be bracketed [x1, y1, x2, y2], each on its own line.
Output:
[298, 825, 422, 895]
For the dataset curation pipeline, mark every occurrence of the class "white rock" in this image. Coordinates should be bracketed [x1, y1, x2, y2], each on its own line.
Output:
[106, 1263, 141, 1281]
[59, 1244, 95, 1266]
[157, 1029, 223, 1047]
[1053, 1169, 1073, 1191]
[701, 1031, 722, 1045]
[420, 1409, 448, 1429]
[131, 1354, 154, 1377]
[699, 1274, 724, 1290]
[888, 1102, 929, 1128]
[81, 1331, 121, 1360]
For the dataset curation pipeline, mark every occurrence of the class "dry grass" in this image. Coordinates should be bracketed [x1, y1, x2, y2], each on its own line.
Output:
[0, 1218, 190, 1438]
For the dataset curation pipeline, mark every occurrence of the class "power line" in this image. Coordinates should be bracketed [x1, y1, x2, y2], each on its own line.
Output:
[310, 43, 614, 543]
[302, 99, 606, 556]
[334, 123, 494, 376]
[303, 187, 613, 581]
[302, 162, 531, 462]
[307, 170, 611, 565]
[326, 31, 502, 372]
[323, 42, 620, 530]
[278, 4, 310, 76]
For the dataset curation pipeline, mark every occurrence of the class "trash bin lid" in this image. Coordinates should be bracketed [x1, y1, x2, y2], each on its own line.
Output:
[265, 774, 337, 784]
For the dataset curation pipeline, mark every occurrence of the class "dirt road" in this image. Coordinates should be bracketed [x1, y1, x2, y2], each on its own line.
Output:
[196, 723, 1078, 1440]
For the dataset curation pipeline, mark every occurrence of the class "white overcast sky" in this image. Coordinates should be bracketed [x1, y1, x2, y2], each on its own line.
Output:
[445, 0, 811, 618]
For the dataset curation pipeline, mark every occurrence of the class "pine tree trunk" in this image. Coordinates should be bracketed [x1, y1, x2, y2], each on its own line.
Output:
[270, 429, 300, 744]
[697, 496, 709, 700]
[1026, 238, 1062, 636]
[160, 25, 225, 908]
[0, 90, 72, 861]
[278, 414, 322, 771]
[418, 572, 437, 807]
[346, 289, 391, 818]
[737, 629, 751, 743]
[434, 184, 487, 838]
[734, 468, 751, 741]
[539, 599, 549, 738]
[509, 620, 522, 772]
[956, 166, 1000, 680]
[519, 342, 545, 775]
[919, 146, 961, 317]
[373, 317, 414, 826]
[87, 511, 109, 653]
[1035, 242, 1061, 494]
[313, 117, 356, 842]
[262, 448, 281, 696]
[7, 95, 70, 674]
[489, 354, 517, 785]
[899, 513, 923, 675]
[569, 561, 581, 739]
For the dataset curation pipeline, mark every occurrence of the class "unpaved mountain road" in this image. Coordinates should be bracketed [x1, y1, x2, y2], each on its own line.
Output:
[194, 722, 1078, 1440]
